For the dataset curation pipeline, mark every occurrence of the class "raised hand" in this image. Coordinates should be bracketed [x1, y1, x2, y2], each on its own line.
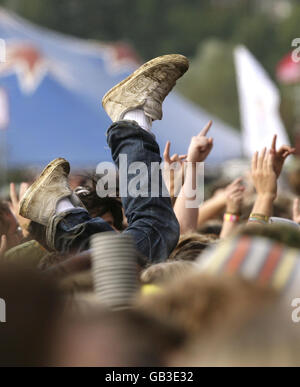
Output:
[225, 178, 245, 215]
[186, 121, 213, 163]
[9, 182, 31, 236]
[162, 141, 187, 199]
[293, 198, 300, 224]
[0, 235, 7, 258]
[220, 179, 245, 239]
[270, 135, 295, 178]
[252, 148, 277, 199]
[163, 141, 187, 167]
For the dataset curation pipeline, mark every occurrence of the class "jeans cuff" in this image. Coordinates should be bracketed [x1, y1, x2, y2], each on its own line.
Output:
[46, 208, 88, 251]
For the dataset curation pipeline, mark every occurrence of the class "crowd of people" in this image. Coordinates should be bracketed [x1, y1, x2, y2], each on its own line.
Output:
[1, 54, 300, 367]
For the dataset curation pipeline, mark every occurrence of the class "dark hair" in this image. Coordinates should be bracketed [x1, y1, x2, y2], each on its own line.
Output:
[0, 201, 11, 236]
[198, 221, 222, 237]
[77, 189, 124, 230]
[28, 221, 48, 250]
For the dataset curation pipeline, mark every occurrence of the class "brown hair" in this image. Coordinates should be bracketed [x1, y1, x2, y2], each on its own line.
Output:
[136, 273, 277, 340]
[141, 260, 197, 285]
[172, 302, 300, 367]
[169, 233, 218, 262]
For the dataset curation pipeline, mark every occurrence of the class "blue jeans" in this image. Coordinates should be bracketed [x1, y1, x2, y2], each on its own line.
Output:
[46, 120, 180, 264]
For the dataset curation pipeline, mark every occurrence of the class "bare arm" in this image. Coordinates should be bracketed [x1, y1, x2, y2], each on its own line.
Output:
[293, 198, 300, 224]
[174, 121, 213, 234]
[197, 195, 226, 226]
[248, 134, 294, 224]
[9, 182, 31, 238]
[197, 178, 244, 227]
[220, 178, 244, 239]
[162, 141, 186, 205]
[0, 235, 7, 258]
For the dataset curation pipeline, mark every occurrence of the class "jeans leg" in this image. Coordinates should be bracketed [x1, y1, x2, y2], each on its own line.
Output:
[48, 120, 179, 262]
[46, 208, 114, 254]
[107, 120, 180, 263]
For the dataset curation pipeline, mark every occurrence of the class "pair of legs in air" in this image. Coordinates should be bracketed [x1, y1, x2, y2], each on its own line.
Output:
[20, 55, 189, 264]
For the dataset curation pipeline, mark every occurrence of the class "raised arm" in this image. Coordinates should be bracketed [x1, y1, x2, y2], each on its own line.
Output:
[9, 182, 31, 238]
[162, 141, 187, 205]
[249, 135, 294, 225]
[220, 178, 245, 239]
[174, 121, 213, 234]
[0, 235, 7, 258]
[198, 178, 243, 227]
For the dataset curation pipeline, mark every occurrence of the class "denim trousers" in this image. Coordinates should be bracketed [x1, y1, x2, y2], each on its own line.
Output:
[46, 120, 180, 264]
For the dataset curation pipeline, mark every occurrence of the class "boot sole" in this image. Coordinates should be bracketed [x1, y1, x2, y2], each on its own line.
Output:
[20, 158, 70, 219]
[102, 54, 189, 107]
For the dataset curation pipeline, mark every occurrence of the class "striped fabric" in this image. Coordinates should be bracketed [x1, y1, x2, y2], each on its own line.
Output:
[196, 236, 300, 292]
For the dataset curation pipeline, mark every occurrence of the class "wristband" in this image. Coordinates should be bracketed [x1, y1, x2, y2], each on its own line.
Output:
[249, 213, 270, 223]
[224, 213, 240, 223]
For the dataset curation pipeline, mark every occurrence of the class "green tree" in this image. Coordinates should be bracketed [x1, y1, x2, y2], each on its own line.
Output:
[178, 39, 240, 128]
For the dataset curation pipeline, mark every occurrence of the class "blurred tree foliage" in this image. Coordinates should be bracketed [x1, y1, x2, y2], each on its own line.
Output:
[1, 0, 300, 132]
[177, 39, 240, 127]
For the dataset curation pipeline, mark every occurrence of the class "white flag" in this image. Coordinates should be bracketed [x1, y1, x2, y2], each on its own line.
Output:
[0, 88, 9, 130]
[234, 46, 290, 158]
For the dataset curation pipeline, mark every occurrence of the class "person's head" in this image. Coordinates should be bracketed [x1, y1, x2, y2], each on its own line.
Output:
[0, 263, 64, 366]
[169, 233, 218, 262]
[55, 308, 185, 367]
[68, 174, 89, 191]
[76, 187, 123, 231]
[0, 201, 22, 249]
[195, 232, 300, 296]
[141, 260, 197, 286]
[197, 221, 222, 236]
[137, 273, 276, 340]
[172, 302, 300, 367]
[240, 223, 300, 249]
